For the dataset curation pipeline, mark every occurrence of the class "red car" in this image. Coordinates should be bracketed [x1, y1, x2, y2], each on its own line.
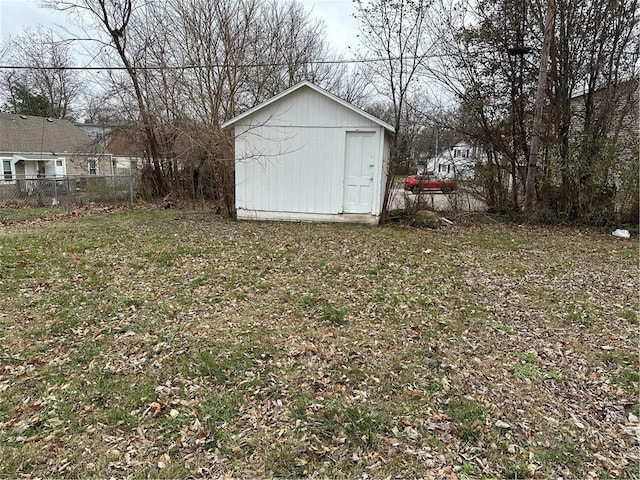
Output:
[404, 174, 456, 194]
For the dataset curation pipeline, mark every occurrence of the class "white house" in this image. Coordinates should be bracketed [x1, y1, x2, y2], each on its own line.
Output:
[420, 141, 484, 180]
[221, 81, 394, 225]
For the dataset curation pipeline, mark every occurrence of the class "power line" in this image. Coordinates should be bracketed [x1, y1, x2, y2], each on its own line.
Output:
[2, 47, 635, 72]
[0, 55, 438, 71]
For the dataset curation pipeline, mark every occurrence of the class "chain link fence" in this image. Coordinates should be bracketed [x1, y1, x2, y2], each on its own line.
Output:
[0, 175, 136, 210]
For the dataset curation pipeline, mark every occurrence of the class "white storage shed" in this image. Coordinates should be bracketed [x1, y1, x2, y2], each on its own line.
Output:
[221, 81, 394, 224]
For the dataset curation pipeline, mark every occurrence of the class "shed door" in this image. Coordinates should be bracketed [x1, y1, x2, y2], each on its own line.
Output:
[343, 131, 376, 213]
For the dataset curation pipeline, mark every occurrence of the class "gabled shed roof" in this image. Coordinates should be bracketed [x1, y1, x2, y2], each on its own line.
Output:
[0, 113, 94, 154]
[221, 81, 394, 132]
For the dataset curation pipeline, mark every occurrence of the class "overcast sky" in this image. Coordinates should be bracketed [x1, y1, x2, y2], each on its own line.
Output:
[0, 0, 360, 59]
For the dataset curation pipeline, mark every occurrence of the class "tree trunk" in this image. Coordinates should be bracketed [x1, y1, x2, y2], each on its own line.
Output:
[524, 0, 554, 212]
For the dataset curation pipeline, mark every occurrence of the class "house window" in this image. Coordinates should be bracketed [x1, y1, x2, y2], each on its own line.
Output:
[88, 158, 98, 175]
[2, 160, 12, 181]
[447, 165, 451, 173]
[56, 160, 63, 167]
[438, 164, 442, 173]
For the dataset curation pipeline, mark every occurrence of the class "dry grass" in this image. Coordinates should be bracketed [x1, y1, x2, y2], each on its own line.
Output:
[0, 208, 637, 478]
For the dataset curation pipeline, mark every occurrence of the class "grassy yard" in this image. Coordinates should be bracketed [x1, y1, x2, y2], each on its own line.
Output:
[0, 206, 61, 224]
[0, 209, 638, 478]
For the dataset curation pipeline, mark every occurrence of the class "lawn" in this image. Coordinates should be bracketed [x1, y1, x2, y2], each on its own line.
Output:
[0, 206, 61, 224]
[0, 208, 638, 478]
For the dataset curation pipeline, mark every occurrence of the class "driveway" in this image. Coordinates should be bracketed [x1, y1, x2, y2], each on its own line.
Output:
[389, 186, 487, 212]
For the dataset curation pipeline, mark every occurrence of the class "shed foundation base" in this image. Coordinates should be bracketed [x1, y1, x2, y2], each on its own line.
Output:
[236, 209, 380, 225]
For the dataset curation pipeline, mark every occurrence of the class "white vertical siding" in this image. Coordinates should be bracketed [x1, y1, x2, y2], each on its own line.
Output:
[236, 125, 354, 215]
[234, 86, 390, 221]
[242, 87, 379, 129]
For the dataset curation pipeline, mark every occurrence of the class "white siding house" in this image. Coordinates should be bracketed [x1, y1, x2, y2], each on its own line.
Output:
[221, 81, 394, 224]
[420, 141, 484, 180]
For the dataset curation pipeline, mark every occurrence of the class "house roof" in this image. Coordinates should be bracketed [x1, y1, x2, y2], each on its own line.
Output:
[0, 113, 95, 154]
[571, 77, 639, 100]
[106, 128, 146, 157]
[221, 81, 395, 132]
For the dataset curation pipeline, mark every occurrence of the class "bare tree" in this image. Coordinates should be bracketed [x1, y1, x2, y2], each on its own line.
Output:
[354, 0, 436, 223]
[432, 0, 638, 223]
[44, 0, 362, 214]
[128, 0, 350, 215]
[549, 0, 639, 222]
[46, 0, 167, 195]
[240, 0, 346, 108]
[329, 68, 371, 107]
[428, 0, 540, 212]
[156, 0, 260, 215]
[0, 27, 80, 119]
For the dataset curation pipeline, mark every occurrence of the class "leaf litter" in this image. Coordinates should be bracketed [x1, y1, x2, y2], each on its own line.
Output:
[0, 209, 637, 478]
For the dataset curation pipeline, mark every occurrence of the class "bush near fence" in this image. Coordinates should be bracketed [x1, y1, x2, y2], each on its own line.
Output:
[0, 175, 136, 208]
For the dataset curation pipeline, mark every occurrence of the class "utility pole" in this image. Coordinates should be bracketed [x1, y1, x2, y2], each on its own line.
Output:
[524, 0, 555, 212]
[508, 46, 532, 209]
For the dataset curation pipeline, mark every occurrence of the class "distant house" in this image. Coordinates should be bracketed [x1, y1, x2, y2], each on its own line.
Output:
[419, 141, 484, 180]
[222, 81, 394, 224]
[569, 78, 638, 163]
[75, 122, 146, 175]
[0, 113, 112, 182]
[105, 128, 146, 175]
[75, 121, 113, 146]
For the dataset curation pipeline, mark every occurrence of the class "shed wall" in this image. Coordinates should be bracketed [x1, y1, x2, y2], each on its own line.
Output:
[236, 124, 386, 216]
[234, 87, 389, 220]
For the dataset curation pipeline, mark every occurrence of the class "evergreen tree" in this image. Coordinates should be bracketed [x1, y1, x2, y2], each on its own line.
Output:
[2, 83, 54, 117]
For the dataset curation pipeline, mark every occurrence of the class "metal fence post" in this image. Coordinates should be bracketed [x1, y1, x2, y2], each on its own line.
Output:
[66, 176, 71, 214]
[129, 173, 134, 205]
